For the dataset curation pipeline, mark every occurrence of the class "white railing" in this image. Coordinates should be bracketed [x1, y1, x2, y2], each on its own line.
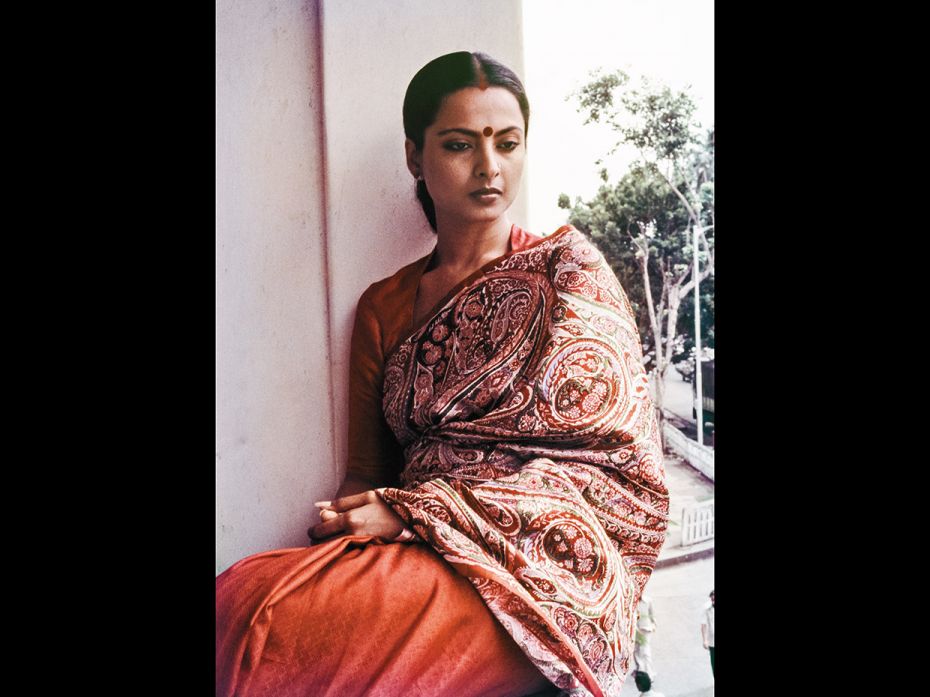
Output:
[681, 499, 715, 546]
[662, 419, 714, 482]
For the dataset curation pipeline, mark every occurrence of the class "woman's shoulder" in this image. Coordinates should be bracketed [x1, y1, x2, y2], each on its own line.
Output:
[550, 223, 594, 249]
[511, 222, 580, 252]
[525, 224, 604, 267]
[510, 222, 543, 251]
[356, 253, 430, 330]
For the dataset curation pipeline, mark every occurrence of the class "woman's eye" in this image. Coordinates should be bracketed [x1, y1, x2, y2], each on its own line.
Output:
[444, 142, 470, 152]
[499, 141, 520, 151]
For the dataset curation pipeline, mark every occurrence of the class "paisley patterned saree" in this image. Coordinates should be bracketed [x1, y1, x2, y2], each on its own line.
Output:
[376, 225, 668, 696]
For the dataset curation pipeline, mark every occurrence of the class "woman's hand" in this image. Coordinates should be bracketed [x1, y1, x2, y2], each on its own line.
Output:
[308, 489, 406, 542]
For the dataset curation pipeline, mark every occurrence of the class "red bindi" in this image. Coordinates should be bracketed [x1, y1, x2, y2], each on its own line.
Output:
[483, 126, 493, 137]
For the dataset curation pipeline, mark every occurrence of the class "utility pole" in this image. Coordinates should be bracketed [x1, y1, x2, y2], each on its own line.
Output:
[693, 225, 703, 446]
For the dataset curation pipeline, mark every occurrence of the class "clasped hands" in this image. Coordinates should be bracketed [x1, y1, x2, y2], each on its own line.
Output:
[308, 489, 407, 543]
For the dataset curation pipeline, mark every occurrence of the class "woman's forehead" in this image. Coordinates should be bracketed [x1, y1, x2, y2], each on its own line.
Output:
[431, 86, 523, 131]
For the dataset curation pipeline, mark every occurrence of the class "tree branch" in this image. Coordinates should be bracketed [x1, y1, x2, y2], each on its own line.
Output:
[681, 261, 712, 297]
[632, 223, 661, 373]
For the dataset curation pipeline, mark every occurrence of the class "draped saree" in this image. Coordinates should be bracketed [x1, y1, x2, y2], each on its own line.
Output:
[216, 224, 668, 697]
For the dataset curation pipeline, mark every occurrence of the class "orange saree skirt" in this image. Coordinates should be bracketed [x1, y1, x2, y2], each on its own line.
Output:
[216, 535, 554, 697]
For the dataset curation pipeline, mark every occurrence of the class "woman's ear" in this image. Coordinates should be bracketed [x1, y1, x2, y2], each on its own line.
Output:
[404, 138, 421, 179]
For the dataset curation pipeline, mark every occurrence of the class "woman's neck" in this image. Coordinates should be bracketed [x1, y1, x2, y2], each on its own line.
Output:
[430, 215, 513, 273]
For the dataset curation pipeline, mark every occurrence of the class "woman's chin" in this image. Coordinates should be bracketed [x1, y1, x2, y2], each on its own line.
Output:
[437, 208, 509, 229]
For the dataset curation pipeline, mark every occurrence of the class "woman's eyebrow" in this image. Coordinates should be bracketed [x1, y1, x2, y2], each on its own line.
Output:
[435, 126, 523, 137]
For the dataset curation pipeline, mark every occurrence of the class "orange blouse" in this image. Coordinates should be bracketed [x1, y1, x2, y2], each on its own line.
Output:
[345, 223, 542, 487]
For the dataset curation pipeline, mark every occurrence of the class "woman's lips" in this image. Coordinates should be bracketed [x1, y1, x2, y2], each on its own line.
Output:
[470, 188, 502, 203]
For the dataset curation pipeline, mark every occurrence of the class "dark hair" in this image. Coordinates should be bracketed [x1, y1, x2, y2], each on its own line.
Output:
[402, 51, 530, 232]
[634, 671, 652, 692]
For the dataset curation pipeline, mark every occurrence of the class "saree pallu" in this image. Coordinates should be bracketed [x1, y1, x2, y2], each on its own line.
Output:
[378, 226, 668, 697]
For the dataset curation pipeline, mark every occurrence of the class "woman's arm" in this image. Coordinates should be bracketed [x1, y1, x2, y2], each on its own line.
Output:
[307, 288, 408, 542]
[343, 287, 406, 485]
[334, 473, 379, 499]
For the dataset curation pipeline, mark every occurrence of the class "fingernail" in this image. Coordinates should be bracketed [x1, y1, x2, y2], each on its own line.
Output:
[314, 501, 332, 508]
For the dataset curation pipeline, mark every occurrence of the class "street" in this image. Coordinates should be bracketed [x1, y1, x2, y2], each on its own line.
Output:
[619, 369, 715, 696]
[657, 367, 714, 446]
[620, 556, 715, 697]
[661, 366, 695, 424]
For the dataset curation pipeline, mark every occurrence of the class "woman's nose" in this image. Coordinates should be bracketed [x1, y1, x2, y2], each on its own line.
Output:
[474, 142, 500, 180]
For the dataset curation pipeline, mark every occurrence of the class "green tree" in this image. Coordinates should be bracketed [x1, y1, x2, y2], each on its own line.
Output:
[572, 70, 714, 245]
[561, 72, 714, 428]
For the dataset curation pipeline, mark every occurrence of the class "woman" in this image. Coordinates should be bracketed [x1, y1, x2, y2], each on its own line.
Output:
[216, 51, 668, 697]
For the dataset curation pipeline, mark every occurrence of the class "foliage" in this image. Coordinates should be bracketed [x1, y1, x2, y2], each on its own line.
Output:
[560, 70, 715, 421]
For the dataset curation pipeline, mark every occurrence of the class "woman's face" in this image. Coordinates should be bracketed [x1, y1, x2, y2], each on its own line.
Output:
[409, 86, 526, 228]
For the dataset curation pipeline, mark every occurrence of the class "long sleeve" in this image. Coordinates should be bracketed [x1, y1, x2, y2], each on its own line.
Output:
[345, 288, 406, 487]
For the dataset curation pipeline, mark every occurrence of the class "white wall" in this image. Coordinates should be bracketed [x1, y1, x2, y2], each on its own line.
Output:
[216, 0, 337, 574]
[216, 0, 527, 575]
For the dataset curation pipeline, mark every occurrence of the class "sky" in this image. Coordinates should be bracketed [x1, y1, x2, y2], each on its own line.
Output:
[521, 0, 714, 234]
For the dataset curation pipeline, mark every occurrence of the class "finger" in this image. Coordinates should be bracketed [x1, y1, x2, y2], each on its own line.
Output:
[309, 513, 347, 540]
[329, 490, 376, 513]
[320, 509, 339, 522]
[313, 501, 332, 508]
